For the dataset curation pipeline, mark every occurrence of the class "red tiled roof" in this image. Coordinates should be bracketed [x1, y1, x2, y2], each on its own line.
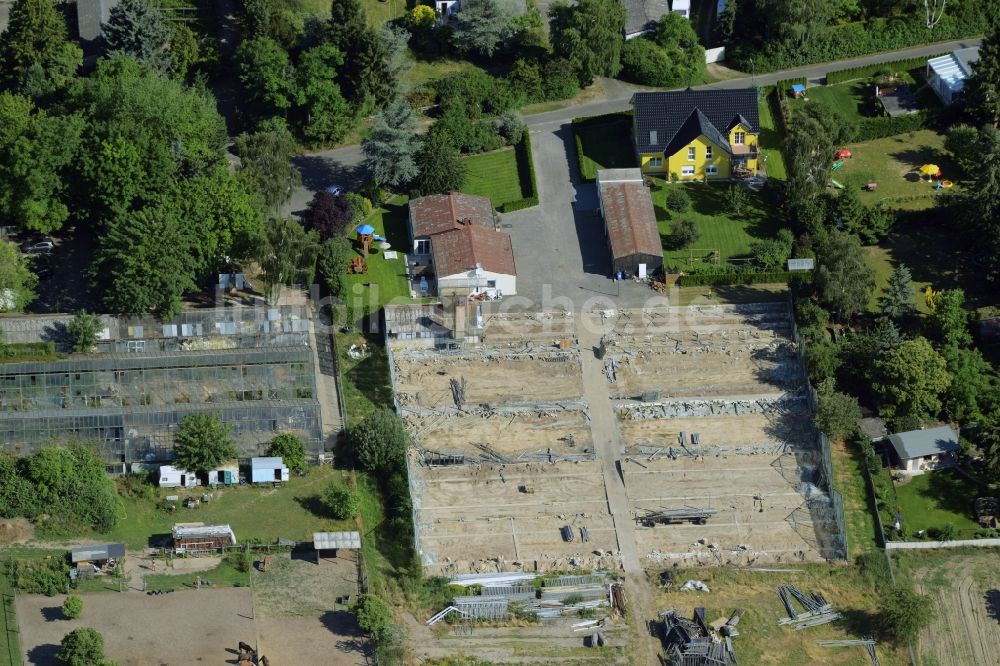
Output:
[431, 222, 516, 278]
[409, 192, 494, 238]
[599, 181, 661, 260]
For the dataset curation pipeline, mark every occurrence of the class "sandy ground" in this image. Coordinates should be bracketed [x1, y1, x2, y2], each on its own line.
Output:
[413, 461, 621, 575]
[258, 613, 367, 666]
[394, 353, 584, 407]
[407, 407, 593, 457]
[618, 409, 814, 450]
[915, 551, 1000, 666]
[17, 588, 255, 666]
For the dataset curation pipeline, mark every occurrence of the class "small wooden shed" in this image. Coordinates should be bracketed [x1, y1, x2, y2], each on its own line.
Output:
[172, 523, 237, 555]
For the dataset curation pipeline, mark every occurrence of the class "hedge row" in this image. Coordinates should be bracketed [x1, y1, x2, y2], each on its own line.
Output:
[499, 133, 539, 213]
[853, 109, 937, 142]
[825, 53, 949, 85]
[677, 271, 800, 286]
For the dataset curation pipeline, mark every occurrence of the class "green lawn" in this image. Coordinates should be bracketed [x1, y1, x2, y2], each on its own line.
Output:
[77, 467, 355, 549]
[292, 0, 404, 24]
[799, 82, 874, 122]
[894, 470, 983, 539]
[573, 113, 637, 181]
[758, 91, 787, 180]
[462, 147, 530, 209]
[344, 195, 416, 310]
[403, 54, 478, 89]
[0, 576, 18, 666]
[649, 180, 784, 269]
[831, 439, 881, 557]
[837, 129, 961, 210]
[145, 559, 250, 591]
[336, 330, 394, 428]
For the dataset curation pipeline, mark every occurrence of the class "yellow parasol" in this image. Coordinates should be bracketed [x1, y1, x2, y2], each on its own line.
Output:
[919, 164, 940, 179]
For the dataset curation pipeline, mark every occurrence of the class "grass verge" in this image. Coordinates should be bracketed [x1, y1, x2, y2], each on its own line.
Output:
[0, 575, 18, 666]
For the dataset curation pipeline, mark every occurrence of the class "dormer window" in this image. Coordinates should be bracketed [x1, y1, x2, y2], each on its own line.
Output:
[734, 131, 746, 145]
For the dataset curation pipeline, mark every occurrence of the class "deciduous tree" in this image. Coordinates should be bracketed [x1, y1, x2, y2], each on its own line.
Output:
[668, 219, 699, 249]
[318, 236, 354, 301]
[57, 628, 111, 666]
[267, 432, 307, 473]
[814, 231, 875, 320]
[929, 288, 972, 347]
[62, 596, 83, 620]
[412, 130, 467, 195]
[258, 217, 320, 302]
[296, 44, 353, 145]
[648, 12, 705, 84]
[67, 312, 102, 353]
[173, 413, 238, 474]
[0, 240, 37, 312]
[362, 98, 420, 189]
[103, 0, 172, 73]
[352, 594, 394, 643]
[235, 120, 302, 212]
[815, 377, 861, 440]
[941, 344, 996, 422]
[237, 37, 299, 114]
[349, 407, 408, 473]
[323, 481, 359, 519]
[548, 0, 626, 85]
[304, 191, 355, 239]
[873, 336, 951, 419]
[879, 586, 936, 644]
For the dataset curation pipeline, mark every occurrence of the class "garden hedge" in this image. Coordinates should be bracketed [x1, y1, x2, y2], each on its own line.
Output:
[499, 133, 539, 213]
[853, 110, 937, 142]
[825, 53, 949, 85]
[572, 112, 634, 183]
[677, 270, 801, 286]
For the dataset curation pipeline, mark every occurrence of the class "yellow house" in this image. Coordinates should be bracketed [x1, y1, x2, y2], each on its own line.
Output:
[630, 89, 761, 181]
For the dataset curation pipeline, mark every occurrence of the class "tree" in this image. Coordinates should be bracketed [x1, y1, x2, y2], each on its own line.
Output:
[103, 0, 172, 73]
[20, 443, 118, 532]
[879, 264, 915, 323]
[964, 27, 1000, 127]
[352, 593, 394, 643]
[304, 191, 355, 239]
[362, 98, 421, 189]
[814, 232, 875, 320]
[941, 344, 996, 422]
[348, 407, 409, 473]
[665, 188, 690, 213]
[57, 628, 110, 666]
[413, 130, 467, 195]
[0, 240, 37, 312]
[648, 12, 705, 84]
[235, 120, 302, 212]
[452, 0, 518, 57]
[90, 204, 197, 318]
[929, 288, 972, 347]
[327, 0, 369, 56]
[408, 5, 437, 30]
[0, 0, 79, 91]
[169, 23, 200, 79]
[62, 595, 83, 620]
[258, 217, 321, 302]
[669, 219, 699, 249]
[323, 481, 360, 519]
[237, 37, 299, 114]
[548, 0, 626, 85]
[873, 336, 951, 419]
[879, 586, 936, 644]
[749, 228, 793, 270]
[296, 45, 354, 145]
[318, 236, 354, 301]
[67, 312, 102, 353]
[724, 185, 750, 215]
[785, 104, 852, 209]
[949, 126, 1000, 280]
[267, 432, 307, 473]
[815, 377, 861, 440]
[327, 0, 394, 104]
[945, 124, 985, 175]
[172, 413, 238, 474]
[806, 338, 841, 384]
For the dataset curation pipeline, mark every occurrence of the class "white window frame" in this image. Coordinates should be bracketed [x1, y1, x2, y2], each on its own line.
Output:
[705, 146, 713, 160]
[648, 157, 663, 168]
[681, 165, 696, 176]
[415, 239, 431, 254]
[687, 147, 696, 161]
[705, 165, 719, 175]
[734, 131, 746, 145]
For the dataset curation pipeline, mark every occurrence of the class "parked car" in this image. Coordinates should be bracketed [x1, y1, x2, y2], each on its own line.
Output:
[325, 185, 343, 195]
[22, 239, 54, 253]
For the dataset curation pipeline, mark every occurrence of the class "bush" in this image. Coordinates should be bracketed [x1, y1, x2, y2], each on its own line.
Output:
[62, 595, 83, 619]
[620, 38, 675, 87]
[676, 271, 796, 286]
[879, 585, 936, 644]
[57, 627, 108, 666]
[353, 593, 395, 643]
[8, 558, 69, 595]
[668, 219, 699, 249]
[267, 432, 307, 474]
[348, 407, 409, 473]
[665, 188, 690, 213]
[67, 312, 102, 353]
[499, 134, 539, 212]
[323, 481, 360, 519]
[494, 111, 526, 146]
[227, 550, 253, 573]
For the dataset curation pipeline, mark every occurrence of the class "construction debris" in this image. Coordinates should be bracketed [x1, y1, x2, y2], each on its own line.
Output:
[660, 608, 737, 666]
[776, 584, 840, 629]
[817, 638, 880, 666]
[610, 582, 627, 615]
[680, 580, 710, 592]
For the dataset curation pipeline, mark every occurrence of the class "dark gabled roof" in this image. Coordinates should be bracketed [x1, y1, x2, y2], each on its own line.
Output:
[888, 426, 960, 460]
[632, 89, 760, 154]
[622, 0, 671, 37]
[663, 108, 732, 158]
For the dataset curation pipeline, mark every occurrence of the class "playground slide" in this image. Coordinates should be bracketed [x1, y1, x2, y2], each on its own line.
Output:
[831, 179, 844, 189]
[832, 161, 845, 171]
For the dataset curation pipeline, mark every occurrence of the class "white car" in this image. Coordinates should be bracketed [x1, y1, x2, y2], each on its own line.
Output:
[325, 185, 343, 195]
[22, 239, 54, 253]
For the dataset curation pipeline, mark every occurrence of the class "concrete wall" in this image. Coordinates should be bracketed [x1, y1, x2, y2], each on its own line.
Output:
[705, 47, 726, 64]
[886, 537, 1000, 550]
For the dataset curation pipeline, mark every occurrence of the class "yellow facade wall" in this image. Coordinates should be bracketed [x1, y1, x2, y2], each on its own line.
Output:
[665, 135, 729, 181]
[639, 153, 666, 173]
[728, 124, 759, 174]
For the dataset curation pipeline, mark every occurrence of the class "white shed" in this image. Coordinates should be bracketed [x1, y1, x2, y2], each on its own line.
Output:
[158, 465, 198, 488]
[251, 457, 289, 483]
[671, 0, 690, 18]
[926, 48, 979, 105]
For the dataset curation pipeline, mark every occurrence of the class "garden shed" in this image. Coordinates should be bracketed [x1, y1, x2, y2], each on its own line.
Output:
[172, 523, 237, 554]
[159, 465, 198, 488]
[251, 456, 289, 483]
[887, 426, 960, 475]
